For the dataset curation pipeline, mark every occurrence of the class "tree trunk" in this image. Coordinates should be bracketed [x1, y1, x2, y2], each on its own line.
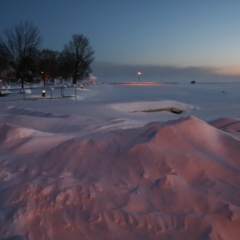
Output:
[73, 75, 77, 85]
[21, 78, 24, 89]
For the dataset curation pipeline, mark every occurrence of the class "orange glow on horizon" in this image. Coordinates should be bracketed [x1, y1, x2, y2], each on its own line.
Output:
[215, 66, 240, 76]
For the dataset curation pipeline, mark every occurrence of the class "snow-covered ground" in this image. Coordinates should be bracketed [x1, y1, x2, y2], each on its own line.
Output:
[0, 81, 240, 240]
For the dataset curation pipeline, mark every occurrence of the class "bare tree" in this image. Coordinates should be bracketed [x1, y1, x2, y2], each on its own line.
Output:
[63, 34, 94, 84]
[0, 21, 43, 88]
[0, 37, 9, 71]
[38, 49, 60, 85]
[58, 52, 73, 80]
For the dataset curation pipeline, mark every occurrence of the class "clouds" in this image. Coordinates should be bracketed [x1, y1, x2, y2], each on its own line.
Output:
[92, 61, 227, 82]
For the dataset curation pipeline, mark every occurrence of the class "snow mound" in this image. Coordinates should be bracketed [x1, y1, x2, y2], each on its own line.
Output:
[111, 100, 195, 113]
[1, 115, 240, 240]
[0, 122, 73, 154]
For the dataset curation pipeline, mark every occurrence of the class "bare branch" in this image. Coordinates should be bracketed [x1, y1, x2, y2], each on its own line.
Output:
[1, 21, 43, 87]
[62, 34, 95, 84]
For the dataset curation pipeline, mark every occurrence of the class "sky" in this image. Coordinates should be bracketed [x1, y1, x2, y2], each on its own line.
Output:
[1, 0, 240, 81]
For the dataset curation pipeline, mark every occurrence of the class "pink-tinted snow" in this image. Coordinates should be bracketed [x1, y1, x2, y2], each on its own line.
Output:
[0, 82, 240, 240]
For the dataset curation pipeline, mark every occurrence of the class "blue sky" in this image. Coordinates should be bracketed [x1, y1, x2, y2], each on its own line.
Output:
[1, 0, 240, 81]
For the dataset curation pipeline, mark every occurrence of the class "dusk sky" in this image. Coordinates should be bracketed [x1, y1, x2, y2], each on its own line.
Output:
[1, 0, 240, 81]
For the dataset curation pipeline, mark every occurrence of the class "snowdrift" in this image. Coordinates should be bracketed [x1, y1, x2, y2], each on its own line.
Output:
[1, 112, 240, 240]
[110, 100, 195, 113]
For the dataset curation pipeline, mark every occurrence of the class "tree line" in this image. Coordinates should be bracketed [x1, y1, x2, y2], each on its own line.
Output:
[0, 21, 95, 88]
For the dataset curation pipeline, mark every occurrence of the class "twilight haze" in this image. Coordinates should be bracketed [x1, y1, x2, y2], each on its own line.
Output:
[1, 0, 240, 81]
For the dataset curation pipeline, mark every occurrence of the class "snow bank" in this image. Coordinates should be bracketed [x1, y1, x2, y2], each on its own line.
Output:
[111, 100, 195, 113]
[0, 111, 240, 240]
